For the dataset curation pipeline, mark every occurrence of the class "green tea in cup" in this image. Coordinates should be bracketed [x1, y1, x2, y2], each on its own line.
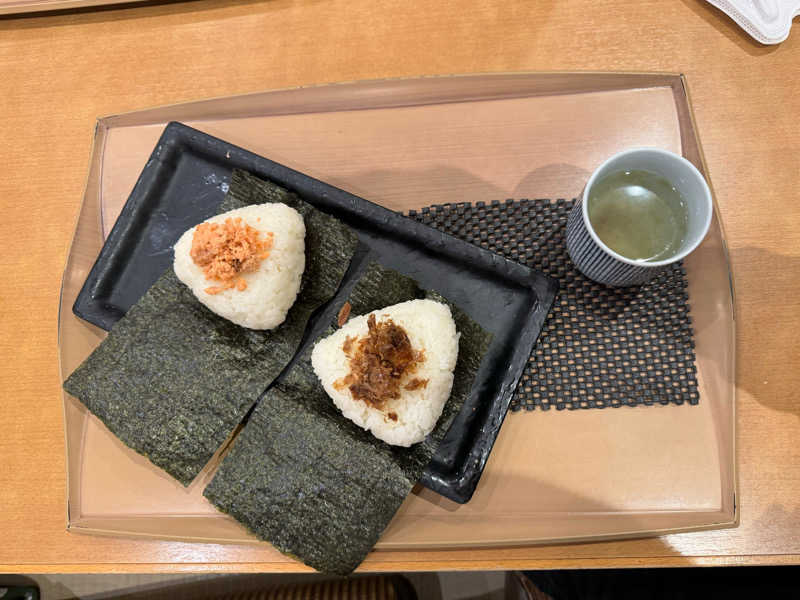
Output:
[566, 148, 712, 287]
[587, 169, 689, 262]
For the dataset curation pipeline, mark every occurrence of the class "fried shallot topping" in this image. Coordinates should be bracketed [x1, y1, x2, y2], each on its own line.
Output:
[333, 314, 428, 409]
[337, 302, 351, 327]
[404, 378, 429, 391]
[190, 217, 274, 295]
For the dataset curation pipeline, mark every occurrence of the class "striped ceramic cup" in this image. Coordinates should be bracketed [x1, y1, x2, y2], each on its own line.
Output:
[566, 148, 713, 287]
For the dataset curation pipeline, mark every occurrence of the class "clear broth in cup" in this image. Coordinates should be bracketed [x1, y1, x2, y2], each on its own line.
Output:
[587, 169, 689, 262]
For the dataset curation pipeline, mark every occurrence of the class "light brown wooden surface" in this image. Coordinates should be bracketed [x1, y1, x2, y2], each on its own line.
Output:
[0, 0, 798, 573]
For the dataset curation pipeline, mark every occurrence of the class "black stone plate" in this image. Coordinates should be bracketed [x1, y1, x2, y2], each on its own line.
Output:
[72, 122, 557, 504]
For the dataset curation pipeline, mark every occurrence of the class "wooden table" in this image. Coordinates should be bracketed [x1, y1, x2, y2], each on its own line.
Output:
[1, 0, 798, 573]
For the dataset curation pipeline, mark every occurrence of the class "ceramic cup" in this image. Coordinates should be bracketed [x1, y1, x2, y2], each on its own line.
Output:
[566, 147, 713, 287]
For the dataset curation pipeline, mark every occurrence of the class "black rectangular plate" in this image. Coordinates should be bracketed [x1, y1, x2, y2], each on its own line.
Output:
[73, 122, 557, 504]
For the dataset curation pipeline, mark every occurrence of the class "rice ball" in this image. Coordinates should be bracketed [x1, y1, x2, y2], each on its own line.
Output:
[174, 203, 305, 330]
[311, 299, 459, 447]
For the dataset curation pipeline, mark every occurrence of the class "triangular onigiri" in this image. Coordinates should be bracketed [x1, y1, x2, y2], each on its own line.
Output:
[311, 299, 459, 446]
[174, 203, 305, 330]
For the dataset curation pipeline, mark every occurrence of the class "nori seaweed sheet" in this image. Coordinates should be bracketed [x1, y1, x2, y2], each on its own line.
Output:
[203, 262, 492, 575]
[64, 170, 358, 486]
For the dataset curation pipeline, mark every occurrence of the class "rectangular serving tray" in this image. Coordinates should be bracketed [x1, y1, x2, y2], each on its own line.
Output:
[70, 121, 558, 503]
[59, 72, 737, 548]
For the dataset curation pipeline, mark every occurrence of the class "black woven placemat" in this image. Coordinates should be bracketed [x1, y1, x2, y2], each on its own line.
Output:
[407, 199, 699, 412]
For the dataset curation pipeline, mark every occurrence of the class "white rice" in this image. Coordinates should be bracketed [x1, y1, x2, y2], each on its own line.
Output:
[311, 299, 459, 447]
[173, 203, 305, 330]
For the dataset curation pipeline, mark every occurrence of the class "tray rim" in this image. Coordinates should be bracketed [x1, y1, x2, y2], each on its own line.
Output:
[678, 72, 739, 528]
[66, 507, 736, 550]
[58, 71, 738, 550]
[97, 71, 692, 131]
[0, 0, 147, 16]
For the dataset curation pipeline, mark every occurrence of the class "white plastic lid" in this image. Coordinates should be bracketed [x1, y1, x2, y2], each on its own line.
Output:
[706, 0, 800, 44]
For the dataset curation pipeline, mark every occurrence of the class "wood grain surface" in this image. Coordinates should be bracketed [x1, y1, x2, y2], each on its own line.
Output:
[0, 0, 798, 573]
